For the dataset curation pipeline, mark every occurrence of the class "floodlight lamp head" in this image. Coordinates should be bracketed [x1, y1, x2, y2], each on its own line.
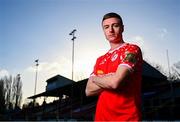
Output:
[69, 29, 77, 35]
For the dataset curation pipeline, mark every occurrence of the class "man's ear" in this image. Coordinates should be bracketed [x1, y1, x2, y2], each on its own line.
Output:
[121, 25, 124, 33]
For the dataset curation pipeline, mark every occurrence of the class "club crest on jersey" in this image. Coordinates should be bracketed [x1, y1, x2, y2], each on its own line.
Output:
[111, 54, 118, 61]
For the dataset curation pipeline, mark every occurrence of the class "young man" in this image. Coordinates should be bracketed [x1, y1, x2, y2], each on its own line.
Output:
[85, 12, 143, 121]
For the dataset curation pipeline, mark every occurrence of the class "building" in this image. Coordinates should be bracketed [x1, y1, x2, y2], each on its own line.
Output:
[7, 61, 180, 120]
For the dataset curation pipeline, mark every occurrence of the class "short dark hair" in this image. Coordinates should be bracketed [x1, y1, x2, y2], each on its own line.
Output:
[102, 12, 123, 26]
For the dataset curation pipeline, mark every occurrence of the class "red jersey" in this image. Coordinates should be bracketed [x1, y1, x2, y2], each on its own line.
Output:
[91, 43, 143, 121]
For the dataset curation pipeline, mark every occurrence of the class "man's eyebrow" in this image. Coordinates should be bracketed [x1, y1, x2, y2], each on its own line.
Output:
[113, 22, 120, 25]
[103, 25, 109, 27]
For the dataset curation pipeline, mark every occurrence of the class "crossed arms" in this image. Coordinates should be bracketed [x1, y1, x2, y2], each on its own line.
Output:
[85, 65, 131, 96]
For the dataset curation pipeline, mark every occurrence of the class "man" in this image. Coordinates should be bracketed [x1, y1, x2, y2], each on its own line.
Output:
[85, 12, 143, 121]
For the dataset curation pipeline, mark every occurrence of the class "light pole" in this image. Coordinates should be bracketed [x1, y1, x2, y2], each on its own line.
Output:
[34, 59, 39, 98]
[166, 50, 171, 78]
[69, 29, 76, 81]
[69, 29, 76, 118]
[166, 49, 174, 117]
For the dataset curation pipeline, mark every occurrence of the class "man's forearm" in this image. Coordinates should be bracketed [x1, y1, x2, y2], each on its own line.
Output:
[91, 73, 117, 89]
[85, 77, 103, 96]
[92, 66, 130, 90]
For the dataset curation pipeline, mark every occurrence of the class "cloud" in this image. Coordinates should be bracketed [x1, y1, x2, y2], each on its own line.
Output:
[127, 35, 153, 60]
[134, 36, 144, 41]
[21, 55, 95, 103]
[22, 57, 73, 103]
[25, 57, 72, 78]
[128, 35, 145, 49]
[158, 28, 168, 38]
[0, 69, 9, 78]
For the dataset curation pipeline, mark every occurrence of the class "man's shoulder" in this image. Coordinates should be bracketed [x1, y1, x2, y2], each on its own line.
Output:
[96, 51, 109, 62]
[97, 53, 107, 60]
[122, 43, 141, 51]
[124, 43, 140, 48]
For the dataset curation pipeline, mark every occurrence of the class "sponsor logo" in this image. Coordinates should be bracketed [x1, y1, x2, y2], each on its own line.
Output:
[97, 70, 104, 75]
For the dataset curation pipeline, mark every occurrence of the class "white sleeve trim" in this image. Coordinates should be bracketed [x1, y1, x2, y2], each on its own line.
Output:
[118, 63, 134, 72]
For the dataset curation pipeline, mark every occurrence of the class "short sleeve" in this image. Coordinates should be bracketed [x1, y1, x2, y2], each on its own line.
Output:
[119, 44, 142, 72]
[90, 56, 103, 76]
[90, 59, 98, 77]
[90, 54, 107, 76]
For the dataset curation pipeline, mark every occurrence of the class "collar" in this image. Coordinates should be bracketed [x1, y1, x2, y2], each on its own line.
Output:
[108, 43, 127, 53]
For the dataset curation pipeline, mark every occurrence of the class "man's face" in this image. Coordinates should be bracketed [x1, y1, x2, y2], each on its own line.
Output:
[102, 17, 123, 43]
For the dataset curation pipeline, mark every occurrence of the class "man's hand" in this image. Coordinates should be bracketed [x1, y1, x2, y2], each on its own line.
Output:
[85, 76, 103, 96]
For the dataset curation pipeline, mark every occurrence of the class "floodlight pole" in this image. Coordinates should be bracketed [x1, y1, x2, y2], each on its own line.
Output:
[34, 59, 39, 97]
[166, 49, 174, 117]
[166, 50, 174, 102]
[166, 50, 171, 78]
[69, 29, 76, 118]
[69, 29, 76, 81]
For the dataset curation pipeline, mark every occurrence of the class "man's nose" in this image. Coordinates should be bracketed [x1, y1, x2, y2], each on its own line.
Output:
[109, 26, 114, 33]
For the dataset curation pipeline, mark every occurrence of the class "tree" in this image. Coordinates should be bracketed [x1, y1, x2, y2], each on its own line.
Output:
[0, 79, 5, 114]
[3, 75, 13, 110]
[0, 74, 23, 111]
[12, 74, 22, 109]
[150, 60, 180, 81]
[150, 61, 167, 76]
[170, 61, 180, 81]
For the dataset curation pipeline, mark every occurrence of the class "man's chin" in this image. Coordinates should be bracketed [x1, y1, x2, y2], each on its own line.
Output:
[108, 39, 121, 43]
[108, 38, 117, 41]
[108, 38, 116, 42]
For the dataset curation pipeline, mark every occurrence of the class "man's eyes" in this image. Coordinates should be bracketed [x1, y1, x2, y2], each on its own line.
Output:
[103, 24, 120, 29]
[104, 25, 109, 29]
[113, 24, 120, 27]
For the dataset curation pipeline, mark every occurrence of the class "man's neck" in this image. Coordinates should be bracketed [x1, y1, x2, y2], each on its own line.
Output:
[109, 41, 124, 50]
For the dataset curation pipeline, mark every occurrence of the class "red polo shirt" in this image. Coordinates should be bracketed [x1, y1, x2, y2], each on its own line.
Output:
[91, 43, 143, 121]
